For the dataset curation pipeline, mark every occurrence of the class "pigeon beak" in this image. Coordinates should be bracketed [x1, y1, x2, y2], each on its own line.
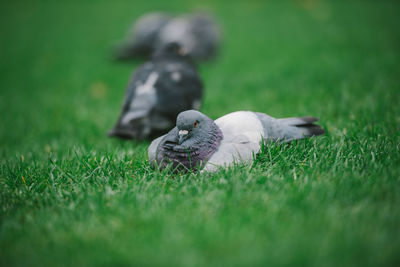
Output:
[178, 130, 188, 145]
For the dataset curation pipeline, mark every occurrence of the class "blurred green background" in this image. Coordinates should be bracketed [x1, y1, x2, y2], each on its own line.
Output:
[1, 0, 399, 266]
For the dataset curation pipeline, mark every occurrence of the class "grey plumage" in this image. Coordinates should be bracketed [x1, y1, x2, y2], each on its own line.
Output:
[149, 110, 325, 171]
[109, 43, 203, 140]
[113, 12, 220, 61]
[114, 12, 171, 60]
[157, 13, 221, 61]
[255, 113, 325, 142]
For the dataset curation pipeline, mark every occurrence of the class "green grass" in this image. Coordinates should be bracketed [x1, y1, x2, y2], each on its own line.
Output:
[1, 0, 400, 266]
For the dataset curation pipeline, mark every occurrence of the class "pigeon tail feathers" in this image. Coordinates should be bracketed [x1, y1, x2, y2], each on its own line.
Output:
[277, 116, 319, 126]
[278, 116, 325, 141]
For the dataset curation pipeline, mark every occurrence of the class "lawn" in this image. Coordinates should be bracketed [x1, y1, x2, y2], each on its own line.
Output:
[1, 0, 400, 266]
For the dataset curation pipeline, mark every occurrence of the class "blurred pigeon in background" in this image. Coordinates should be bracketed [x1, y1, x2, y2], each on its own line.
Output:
[157, 13, 221, 61]
[108, 43, 203, 140]
[114, 12, 221, 61]
[114, 12, 172, 60]
[149, 110, 325, 171]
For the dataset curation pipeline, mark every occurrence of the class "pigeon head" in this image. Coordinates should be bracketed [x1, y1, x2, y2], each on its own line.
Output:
[176, 110, 210, 145]
[157, 110, 223, 171]
[152, 42, 189, 61]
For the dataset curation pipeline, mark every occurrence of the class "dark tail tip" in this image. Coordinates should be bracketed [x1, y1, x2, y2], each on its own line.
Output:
[304, 124, 326, 136]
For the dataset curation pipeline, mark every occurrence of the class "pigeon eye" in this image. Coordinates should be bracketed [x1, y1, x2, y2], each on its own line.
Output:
[193, 121, 198, 128]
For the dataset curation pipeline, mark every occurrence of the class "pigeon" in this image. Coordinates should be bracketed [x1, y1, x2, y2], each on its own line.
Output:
[114, 12, 172, 60]
[148, 110, 325, 172]
[108, 43, 203, 140]
[157, 13, 221, 61]
[113, 12, 220, 61]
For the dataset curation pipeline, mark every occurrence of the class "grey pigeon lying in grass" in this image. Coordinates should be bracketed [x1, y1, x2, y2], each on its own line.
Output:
[148, 110, 325, 172]
[114, 12, 220, 61]
[108, 43, 203, 140]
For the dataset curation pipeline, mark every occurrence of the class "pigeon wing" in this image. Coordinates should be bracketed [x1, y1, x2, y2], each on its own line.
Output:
[117, 62, 156, 115]
[108, 63, 158, 139]
[202, 136, 260, 172]
[203, 111, 264, 171]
